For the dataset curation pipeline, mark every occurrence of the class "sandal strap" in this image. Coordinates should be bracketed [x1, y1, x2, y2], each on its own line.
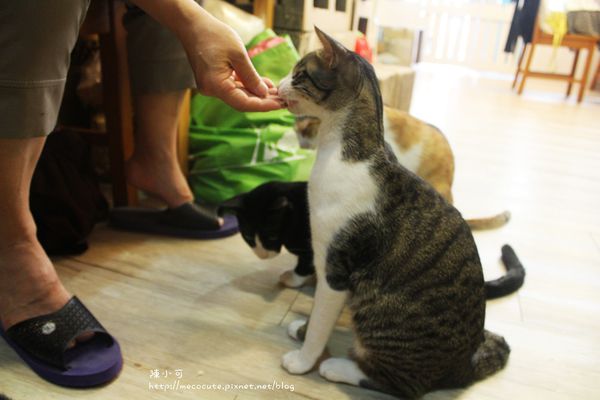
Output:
[6, 296, 109, 369]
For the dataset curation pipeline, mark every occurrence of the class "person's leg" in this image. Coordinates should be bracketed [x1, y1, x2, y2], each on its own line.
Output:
[123, 4, 209, 211]
[125, 90, 194, 208]
[0, 0, 91, 327]
[0, 138, 72, 331]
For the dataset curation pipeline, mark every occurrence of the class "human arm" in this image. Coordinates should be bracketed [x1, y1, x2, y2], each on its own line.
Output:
[129, 0, 283, 111]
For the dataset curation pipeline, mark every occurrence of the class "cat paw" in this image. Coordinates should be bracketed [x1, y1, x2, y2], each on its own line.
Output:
[281, 350, 315, 375]
[279, 270, 314, 288]
[319, 358, 367, 385]
[287, 319, 307, 341]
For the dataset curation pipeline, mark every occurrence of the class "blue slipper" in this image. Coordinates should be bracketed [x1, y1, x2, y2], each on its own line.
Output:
[109, 202, 238, 239]
[0, 297, 122, 387]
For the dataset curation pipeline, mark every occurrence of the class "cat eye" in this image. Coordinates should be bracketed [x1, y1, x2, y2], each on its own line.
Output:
[292, 70, 306, 82]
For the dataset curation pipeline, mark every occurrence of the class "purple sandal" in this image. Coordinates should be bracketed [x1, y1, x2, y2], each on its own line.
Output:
[0, 297, 122, 387]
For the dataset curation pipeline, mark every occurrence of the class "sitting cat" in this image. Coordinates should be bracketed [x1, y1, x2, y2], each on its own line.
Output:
[273, 27, 512, 398]
[296, 107, 510, 230]
[222, 180, 524, 298]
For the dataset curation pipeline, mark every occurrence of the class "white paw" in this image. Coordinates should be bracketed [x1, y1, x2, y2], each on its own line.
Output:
[279, 270, 314, 288]
[319, 358, 367, 385]
[281, 350, 315, 374]
[287, 319, 307, 341]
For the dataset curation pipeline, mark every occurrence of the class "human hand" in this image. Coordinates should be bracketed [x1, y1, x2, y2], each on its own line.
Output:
[181, 17, 285, 112]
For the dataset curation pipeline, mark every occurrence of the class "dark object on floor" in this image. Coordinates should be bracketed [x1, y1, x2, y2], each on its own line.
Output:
[30, 130, 109, 255]
[0, 394, 13, 400]
[109, 202, 239, 239]
[0, 297, 122, 388]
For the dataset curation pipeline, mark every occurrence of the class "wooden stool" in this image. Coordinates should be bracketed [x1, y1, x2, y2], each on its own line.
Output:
[512, 18, 599, 102]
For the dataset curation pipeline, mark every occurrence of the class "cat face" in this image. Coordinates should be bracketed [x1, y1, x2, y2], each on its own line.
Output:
[278, 27, 365, 119]
[221, 189, 290, 260]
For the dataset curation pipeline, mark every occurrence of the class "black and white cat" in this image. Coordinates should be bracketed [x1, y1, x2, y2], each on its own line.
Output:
[222, 180, 524, 299]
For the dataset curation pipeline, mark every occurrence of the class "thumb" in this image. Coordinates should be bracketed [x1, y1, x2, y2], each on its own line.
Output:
[230, 52, 268, 98]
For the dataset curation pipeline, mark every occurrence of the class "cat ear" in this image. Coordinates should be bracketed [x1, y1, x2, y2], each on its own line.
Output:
[314, 26, 347, 68]
[220, 195, 244, 213]
[269, 196, 290, 211]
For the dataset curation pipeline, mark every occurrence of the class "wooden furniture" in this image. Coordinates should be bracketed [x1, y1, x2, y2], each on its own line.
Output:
[592, 59, 600, 91]
[79, 0, 191, 206]
[75, 0, 137, 206]
[253, 0, 275, 28]
[512, 18, 599, 102]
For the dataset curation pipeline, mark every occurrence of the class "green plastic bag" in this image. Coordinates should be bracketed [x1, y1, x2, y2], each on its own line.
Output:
[188, 30, 314, 204]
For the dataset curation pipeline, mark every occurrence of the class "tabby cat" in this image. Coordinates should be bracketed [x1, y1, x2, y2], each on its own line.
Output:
[273, 27, 511, 398]
[296, 107, 510, 230]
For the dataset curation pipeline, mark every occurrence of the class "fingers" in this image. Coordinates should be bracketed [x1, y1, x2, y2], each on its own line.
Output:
[263, 77, 275, 89]
[221, 89, 285, 112]
[207, 73, 283, 112]
[230, 52, 269, 98]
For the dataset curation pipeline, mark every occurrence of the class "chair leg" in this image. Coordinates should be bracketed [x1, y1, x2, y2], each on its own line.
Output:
[592, 59, 600, 90]
[577, 45, 594, 103]
[518, 42, 535, 95]
[99, 1, 137, 206]
[512, 44, 526, 89]
[566, 49, 580, 97]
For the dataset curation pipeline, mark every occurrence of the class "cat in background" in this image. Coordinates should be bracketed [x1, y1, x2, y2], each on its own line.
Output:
[222, 180, 524, 298]
[295, 107, 510, 230]
[272, 27, 512, 398]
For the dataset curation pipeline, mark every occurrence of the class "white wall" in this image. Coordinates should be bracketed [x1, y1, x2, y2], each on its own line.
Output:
[359, 0, 599, 83]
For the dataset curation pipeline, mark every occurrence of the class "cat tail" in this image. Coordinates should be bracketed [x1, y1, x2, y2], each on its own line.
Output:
[472, 330, 510, 380]
[465, 210, 511, 230]
[485, 245, 526, 300]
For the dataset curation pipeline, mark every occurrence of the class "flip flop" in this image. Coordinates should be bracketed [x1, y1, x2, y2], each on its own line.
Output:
[109, 202, 239, 239]
[0, 296, 122, 388]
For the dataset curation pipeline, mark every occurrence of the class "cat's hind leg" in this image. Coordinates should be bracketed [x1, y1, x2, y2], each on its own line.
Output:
[319, 358, 368, 386]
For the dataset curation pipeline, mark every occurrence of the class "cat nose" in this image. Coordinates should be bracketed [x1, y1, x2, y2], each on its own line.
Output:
[278, 76, 291, 95]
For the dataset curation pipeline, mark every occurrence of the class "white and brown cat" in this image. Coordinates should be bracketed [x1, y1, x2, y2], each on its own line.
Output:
[295, 107, 510, 230]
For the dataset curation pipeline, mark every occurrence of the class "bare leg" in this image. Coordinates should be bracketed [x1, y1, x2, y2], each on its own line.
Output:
[282, 278, 347, 374]
[0, 137, 90, 344]
[125, 90, 196, 208]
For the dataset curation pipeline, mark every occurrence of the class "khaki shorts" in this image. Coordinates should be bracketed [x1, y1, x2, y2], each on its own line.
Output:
[0, 1, 195, 138]
[123, 5, 196, 95]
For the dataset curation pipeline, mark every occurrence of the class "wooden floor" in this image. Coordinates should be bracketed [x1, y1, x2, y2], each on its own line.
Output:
[2, 65, 600, 399]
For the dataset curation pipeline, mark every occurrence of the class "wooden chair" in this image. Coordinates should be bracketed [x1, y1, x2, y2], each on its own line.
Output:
[592, 59, 600, 91]
[78, 0, 192, 206]
[512, 17, 599, 102]
[76, 0, 272, 206]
